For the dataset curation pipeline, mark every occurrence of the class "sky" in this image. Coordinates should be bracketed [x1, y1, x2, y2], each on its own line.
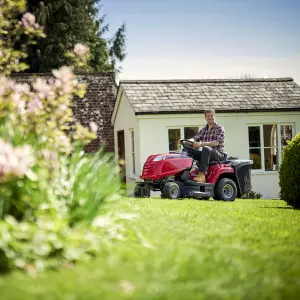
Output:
[101, 0, 300, 84]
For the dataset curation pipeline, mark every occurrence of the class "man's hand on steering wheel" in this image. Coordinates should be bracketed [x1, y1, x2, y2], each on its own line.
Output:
[178, 139, 201, 149]
[192, 142, 201, 149]
[178, 139, 194, 146]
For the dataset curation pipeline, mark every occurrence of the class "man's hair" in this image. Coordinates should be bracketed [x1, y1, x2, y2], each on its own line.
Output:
[204, 109, 216, 116]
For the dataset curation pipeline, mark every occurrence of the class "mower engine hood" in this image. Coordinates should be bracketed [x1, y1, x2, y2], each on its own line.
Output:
[140, 152, 192, 180]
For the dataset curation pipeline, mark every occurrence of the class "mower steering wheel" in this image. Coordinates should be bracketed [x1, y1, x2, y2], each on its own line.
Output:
[180, 139, 196, 150]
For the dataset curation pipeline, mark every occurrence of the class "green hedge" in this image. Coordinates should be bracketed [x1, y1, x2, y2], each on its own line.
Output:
[279, 132, 300, 208]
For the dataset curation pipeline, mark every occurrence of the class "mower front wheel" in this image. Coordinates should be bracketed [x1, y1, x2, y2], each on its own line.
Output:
[215, 178, 237, 201]
[161, 182, 181, 200]
[134, 184, 151, 198]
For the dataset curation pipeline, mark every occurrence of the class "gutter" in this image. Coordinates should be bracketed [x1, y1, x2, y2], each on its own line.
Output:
[135, 107, 300, 115]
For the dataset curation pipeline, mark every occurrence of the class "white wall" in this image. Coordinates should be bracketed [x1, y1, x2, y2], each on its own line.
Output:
[137, 111, 300, 199]
[113, 92, 140, 193]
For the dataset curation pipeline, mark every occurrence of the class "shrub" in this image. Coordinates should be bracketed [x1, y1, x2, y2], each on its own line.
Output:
[279, 131, 300, 208]
[0, 0, 124, 273]
[241, 190, 263, 199]
[250, 153, 261, 169]
[0, 147, 125, 273]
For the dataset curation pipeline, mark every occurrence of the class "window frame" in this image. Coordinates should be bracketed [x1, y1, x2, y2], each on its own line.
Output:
[247, 123, 295, 173]
[167, 125, 203, 151]
[129, 129, 136, 176]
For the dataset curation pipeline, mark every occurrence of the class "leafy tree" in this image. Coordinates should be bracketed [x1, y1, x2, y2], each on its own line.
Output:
[23, 0, 126, 74]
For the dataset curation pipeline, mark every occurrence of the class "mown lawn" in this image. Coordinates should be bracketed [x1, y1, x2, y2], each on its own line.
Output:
[1, 198, 300, 300]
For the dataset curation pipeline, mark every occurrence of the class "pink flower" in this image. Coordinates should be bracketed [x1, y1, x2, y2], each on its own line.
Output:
[6, 79, 15, 90]
[0, 77, 7, 96]
[27, 97, 43, 114]
[89, 121, 98, 133]
[52, 66, 74, 83]
[73, 43, 89, 57]
[12, 92, 26, 114]
[13, 146, 35, 177]
[14, 83, 30, 95]
[32, 78, 54, 99]
[52, 66, 75, 95]
[21, 12, 36, 29]
[54, 79, 73, 94]
[0, 140, 35, 181]
[0, 141, 13, 176]
[17, 100, 26, 114]
[12, 92, 21, 104]
[0, 77, 15, 96]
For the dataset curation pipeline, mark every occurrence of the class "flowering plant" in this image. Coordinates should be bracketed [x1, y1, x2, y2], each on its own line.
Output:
[0, 0, 122, 274]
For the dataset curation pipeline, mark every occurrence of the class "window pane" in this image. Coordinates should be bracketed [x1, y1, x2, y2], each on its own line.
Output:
[249, 148, 262, 169]
[184, 127, 199, 139]
[248, 126, 260, 147]
[280, 125, 293, 148]
[168, 129, 181, 151]
[264, 148, 278, 171]
[263, 125, 277, 147]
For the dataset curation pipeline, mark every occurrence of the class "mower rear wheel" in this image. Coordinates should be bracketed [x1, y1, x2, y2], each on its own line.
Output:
[134, 184, 150, 198]
[215, 178, 237, 201]
[161, 182, 181, 200]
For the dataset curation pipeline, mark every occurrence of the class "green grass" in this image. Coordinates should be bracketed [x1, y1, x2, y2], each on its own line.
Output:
[1, 198, 300, 300]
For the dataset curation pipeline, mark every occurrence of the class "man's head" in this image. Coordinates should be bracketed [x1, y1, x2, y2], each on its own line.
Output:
[204, 109, 216, 125]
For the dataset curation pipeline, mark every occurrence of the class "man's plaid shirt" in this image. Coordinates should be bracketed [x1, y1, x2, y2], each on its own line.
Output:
[193, 123, 225, 152]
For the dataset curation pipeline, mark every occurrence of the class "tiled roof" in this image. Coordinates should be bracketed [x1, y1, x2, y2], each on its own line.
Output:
[120, 77, 300, 114]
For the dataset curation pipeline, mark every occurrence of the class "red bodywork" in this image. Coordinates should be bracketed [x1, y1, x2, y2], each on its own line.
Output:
[140, 153, 234, 184]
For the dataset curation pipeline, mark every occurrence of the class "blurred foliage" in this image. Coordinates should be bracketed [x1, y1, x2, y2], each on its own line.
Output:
[241, 190, 262, 199]
[0, 0, 123, 274]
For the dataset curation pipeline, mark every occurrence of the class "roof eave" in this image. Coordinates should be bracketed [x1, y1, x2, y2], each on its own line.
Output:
[135, 107, 300, 115]
[121, 77, 294, 84]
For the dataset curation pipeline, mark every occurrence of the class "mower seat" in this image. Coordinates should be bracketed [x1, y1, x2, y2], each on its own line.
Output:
[209, 153, 228, 165]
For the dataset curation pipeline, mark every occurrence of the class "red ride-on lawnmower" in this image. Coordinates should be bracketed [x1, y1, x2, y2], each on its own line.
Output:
[134, 139, 253, 201]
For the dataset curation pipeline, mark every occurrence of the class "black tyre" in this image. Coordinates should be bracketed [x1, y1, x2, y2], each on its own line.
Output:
[213, 195, 221, 201]
[134, 184, 150, 198]
[161, 182, 181, 199]
[215, 178, 237, 201]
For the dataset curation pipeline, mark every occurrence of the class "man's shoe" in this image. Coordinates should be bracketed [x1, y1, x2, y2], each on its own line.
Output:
[193, 172, 206, 183]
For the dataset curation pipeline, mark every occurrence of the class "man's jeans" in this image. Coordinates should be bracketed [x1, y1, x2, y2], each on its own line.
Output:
[183, 146, 225, 173]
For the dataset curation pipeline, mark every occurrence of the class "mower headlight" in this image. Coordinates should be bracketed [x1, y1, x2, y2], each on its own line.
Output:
[153, 155, 166, 161]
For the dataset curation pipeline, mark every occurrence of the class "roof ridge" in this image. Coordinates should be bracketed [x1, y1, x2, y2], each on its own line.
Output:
[120, 77, 294, 84]
[11, 72, 114, 76]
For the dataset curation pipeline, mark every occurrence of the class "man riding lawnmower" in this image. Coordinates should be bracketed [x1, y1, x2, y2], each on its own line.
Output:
[179, 108, 225, 183]
[134, 108, 253, 200]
